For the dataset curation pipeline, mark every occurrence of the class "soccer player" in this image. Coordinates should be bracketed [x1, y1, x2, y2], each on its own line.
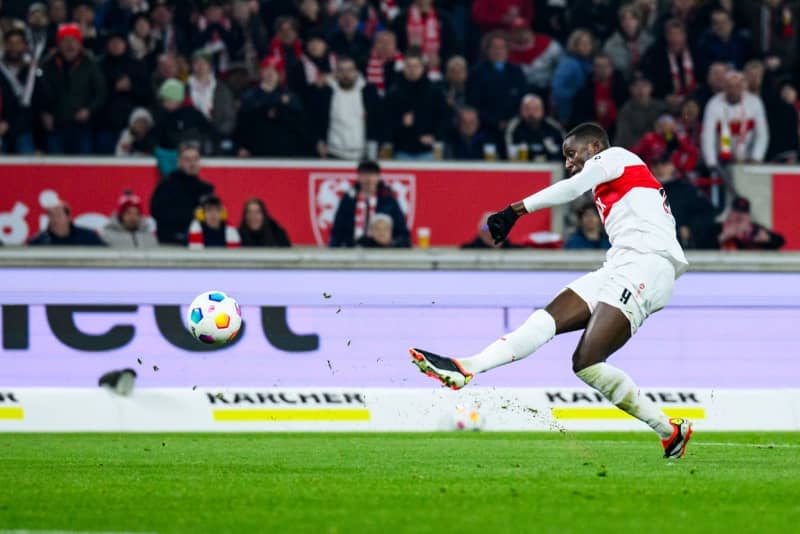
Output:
[410, 122, 693, 458]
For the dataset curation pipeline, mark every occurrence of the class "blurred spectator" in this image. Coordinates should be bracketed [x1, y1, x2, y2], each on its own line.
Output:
[188, 194, 241, 249]
[551, 29, 594, 125]
[192, 1, 236, 72]
[385, 50, 447, 160]
[28, 202, 106, 246]
[701, 71, 769, 168]
[448, 106, 487, 160]
[603, 4, 655, 82]
[507, 21, 563, 97]
[229, 0, 269, 69]
[571, 53, 627, 135]
[150, 79, 216, 173]
[38, 24, 107, 154]
[116, 107, 155, 156]
[632, 114, 699, 176]
[467, 33, 526, 154]
[152, 53, 179, 94]
[679, 98, 703, 149]
[329, 5, 371, 72]
[443, 55, 468, 113]
[717, 196, 785, 250]
[564, 203, 610, 250]
[0, 29, 37, 154]
[49, 0, 68, 36]
[641, 19, 699, 100]
[187, 52, 236, 143]
[269, 16, 303, 73]
[614, 76, 667, 148]
[311, 56, 381, 160]
[238, 198, 291, 247]
[291, 32, 335, 96]
[150, 0, 190, 57]
[235, 56, 308, 157]
[128, 13, 157, 66]
[742, 0, 799, 77]
[26, 3, 51, 53]
[780, 81, 800, 139]
[96, 32, 151, 154]
[296, 0, 328, 40]
[651, 156, 716, 249]
[696, 9, 751, 74]
[73, 1, 101, 56]
[150, 142, 214, 245]
[533, 0, 569, 42]
[568, 0, 617, 43]
[350, 0, 386, 41]
[393, 0, 457, 72]
[329, 160, 410, 247]
[766, 84, 800, 163]
[471, 0, 533, 35]
[691, 61, 728, 112]
[366, 30, 403, 97]
[461, 212, 522, 249]
[101, 191, 159, 248]
[357, 213, 397, 248]
[653, 0, 705, 47]
[101, 0, 149, 36]
[504, 94, 564, 162]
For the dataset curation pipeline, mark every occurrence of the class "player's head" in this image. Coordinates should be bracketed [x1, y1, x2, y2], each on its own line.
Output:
[562, 122, 610, 176]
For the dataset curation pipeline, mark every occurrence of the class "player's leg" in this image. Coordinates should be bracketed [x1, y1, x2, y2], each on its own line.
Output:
[571, 302, 674, 439]
[410, 275, 597, 390]
[456, 288, 590, 374]
[572, 255, 692, 457]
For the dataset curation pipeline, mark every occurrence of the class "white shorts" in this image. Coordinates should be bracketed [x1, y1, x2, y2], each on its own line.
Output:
[566, 249, 677, 335]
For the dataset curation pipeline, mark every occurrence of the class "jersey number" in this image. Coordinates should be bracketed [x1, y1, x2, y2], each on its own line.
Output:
[620, 289, 632, 305]
[659, 188, 672, 215]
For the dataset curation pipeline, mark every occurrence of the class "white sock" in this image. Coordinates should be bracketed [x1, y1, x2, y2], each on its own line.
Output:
[576, 362, 673, 439]
[459, 309, 556, 374]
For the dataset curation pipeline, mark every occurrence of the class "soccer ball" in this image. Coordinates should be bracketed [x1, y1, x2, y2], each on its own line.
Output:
[186, 291, 242, 345]
[453, 404, 483, 431]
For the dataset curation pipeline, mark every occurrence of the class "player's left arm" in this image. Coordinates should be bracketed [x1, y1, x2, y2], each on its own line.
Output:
[487, 163, 611, 243]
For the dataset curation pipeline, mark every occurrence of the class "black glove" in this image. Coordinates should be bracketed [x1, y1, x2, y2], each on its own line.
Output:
[487, 206, 519, 244]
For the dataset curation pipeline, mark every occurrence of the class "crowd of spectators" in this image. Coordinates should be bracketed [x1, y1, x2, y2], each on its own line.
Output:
[4, 0, 796, 250]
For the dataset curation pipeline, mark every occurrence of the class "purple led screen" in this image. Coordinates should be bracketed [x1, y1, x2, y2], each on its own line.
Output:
[1, 268, 798, 388]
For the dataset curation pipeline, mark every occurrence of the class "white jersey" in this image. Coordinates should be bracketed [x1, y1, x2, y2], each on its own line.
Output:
[522, 146, 689, 276]
[583, 147, 688, 275]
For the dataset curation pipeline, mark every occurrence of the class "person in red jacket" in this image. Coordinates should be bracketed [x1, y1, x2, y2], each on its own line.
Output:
[472, 0, 533, 35]
[631, 114, 699, 177]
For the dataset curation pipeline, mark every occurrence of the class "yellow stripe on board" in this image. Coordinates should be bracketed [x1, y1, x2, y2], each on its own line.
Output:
[0, 407, 24, 420]
[551, 407, 706, 420]
[213, 409, 371, 422]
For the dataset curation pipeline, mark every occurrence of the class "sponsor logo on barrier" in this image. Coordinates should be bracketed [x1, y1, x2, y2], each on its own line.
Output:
[207, 391, 365, 405]
[208, 391, 370, 423]
[1, 304, 319, 353]
[545, 390, 704, 421]
[0, 391, 23, 420]
[309, 172, 416, 246]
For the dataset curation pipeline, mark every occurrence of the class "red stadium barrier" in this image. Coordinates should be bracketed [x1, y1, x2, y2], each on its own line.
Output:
[0, 158, 558, 246]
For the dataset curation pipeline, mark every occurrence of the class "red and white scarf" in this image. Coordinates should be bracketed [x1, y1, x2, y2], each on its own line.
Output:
[354, 192, 378, 241]
[366, 51, 403, 93]
[668, 48, 696, 96]
[406, 5, 440, 61]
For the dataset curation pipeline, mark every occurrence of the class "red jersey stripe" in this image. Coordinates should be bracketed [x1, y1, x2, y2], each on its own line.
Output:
[593, 164, 661, 221]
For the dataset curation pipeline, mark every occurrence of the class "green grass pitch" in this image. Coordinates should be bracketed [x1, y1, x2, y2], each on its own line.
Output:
[1, 432, 799, 533]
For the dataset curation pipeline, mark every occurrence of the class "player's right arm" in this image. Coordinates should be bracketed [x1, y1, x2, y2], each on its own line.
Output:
[486, 160, 613, 244]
